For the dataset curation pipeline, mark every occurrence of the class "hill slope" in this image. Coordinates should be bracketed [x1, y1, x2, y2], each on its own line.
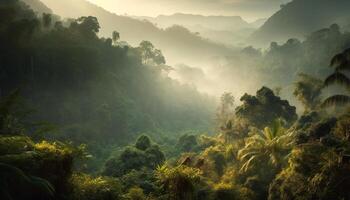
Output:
[145, 13, 252, 31]
[22, 0, 52, 14]
[134, 13, 256, 46]
[26, 0, 236, 66]
[250, 0, 350, 46]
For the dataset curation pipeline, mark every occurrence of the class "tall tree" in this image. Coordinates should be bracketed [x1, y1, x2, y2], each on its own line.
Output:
[112, 30, 120, 45]
[323, 48, 350, 107]
[293, 73, 324, 112]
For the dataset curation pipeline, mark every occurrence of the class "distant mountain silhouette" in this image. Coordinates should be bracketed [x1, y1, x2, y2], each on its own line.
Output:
[250, 18, 267, 29]
[142, 13, 252, 31]
[23, 0, 236, 66]
[133, 13, 258, 46]
[250, 0, 350, 46]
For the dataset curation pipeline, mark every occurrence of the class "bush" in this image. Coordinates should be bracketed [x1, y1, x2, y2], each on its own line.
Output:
[124, 187, 147, 200]
[177, 134, 198, 152]
[135, 135, 151, 151]
[120, 168, 159, 195]
[235, 87, 297, 129]
[70, 173, 122, 200]
[156, 165, 202, 200]
[103, 137, 165, 177]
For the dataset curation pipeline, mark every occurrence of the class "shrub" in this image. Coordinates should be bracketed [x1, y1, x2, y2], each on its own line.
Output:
[135, 135, 151, 151]
[156, 165, 202, 200]
[124, 187, 147, 200]
[70, 173, 122, 200]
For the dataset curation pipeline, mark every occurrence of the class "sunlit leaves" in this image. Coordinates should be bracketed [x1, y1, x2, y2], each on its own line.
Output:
[237, 119, 292, 172]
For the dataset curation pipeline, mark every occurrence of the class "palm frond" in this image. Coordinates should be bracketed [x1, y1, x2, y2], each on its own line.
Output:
[240, 155, 257, 172]
[263, 127, 273, 140]
[238, 151, 259, 161]
[324, 72, 350, 89]
[322, 95, 350, 107]
[330, 53, 346, 67]
[335, 62, 350, 72]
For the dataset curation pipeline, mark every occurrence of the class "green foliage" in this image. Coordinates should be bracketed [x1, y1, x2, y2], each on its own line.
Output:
[0, 0, 215, 149]
[293, 73, 324, 112]
[212, 183, 238, 200]
[0, 90, 27, 135]
[0, 135, 34, 155]
[177, 134, 198, 152]
[2, 1, 350, 200]
[138, 40, 166, 66]
[120, 168, 159, 195]
[156, 165, 202, 200]
[70, 173, 122, 200]
[103, 137, 165, 177]
[269, 143, 350, 200]
[238, 119, 292, 172]
[124, 187, 147, 200]
[0, 135, 77, 199]
[236, 87, 297, 129]
[202, 146, 227, 177]
[323, 48, 350, 107]
[135, 135, 151, 151]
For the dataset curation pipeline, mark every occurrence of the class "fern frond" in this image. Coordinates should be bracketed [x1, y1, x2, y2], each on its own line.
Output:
[330, 53, 346, 67]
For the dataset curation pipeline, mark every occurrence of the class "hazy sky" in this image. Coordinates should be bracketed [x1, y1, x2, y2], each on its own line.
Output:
[86, 0, 291, 21]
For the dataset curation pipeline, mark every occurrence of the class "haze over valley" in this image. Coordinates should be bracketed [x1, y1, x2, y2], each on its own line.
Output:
[2, 0, 350, 199]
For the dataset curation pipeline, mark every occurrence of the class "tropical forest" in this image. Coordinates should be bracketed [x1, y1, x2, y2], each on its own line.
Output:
[1, 0, 350, 199]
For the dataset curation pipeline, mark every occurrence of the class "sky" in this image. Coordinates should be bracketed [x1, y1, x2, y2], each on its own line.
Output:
[86, 0, 291, 21]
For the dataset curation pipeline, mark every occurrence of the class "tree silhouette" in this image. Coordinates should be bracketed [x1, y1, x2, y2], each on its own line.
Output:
[323, 48, 350, 107]
[294, 73, 324, 112]
[112, 31, 120, 45]
[138, 41, 165, 65]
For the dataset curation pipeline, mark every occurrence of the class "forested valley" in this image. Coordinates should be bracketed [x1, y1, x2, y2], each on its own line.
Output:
[1, 0, 350, 200]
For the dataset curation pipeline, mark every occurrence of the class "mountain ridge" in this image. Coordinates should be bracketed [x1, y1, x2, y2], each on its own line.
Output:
[23, 0, 236, 66]
[250, 0, 350, 46]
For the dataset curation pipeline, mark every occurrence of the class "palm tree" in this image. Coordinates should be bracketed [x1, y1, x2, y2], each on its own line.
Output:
[237, 119, 292, 172]
[323, 48, 350, 107]
[217, 93, 234, 127]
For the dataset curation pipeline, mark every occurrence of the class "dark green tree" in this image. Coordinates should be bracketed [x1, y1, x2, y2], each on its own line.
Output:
[135, 135, 151, 151]
[235, 87, 297, 129]
[293, 73, 324, 112]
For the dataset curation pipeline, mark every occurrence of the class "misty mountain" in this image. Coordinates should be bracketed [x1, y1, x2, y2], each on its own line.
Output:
[22, 0, 52, 14]
[23, 0, 236, 66]
[250, 0, 350, 47]
[142, 13, 252, 31]
[134, 13, 258, 46]
[250, 18, 267, 28]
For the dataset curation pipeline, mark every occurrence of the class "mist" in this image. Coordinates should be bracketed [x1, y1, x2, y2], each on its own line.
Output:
[2, 0, 350, 199]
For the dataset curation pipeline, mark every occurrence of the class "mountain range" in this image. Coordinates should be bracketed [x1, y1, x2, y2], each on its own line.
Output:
[133, 13, 265, 46]
[250, 0, 350, 46]
[22, 0, 236, 67]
